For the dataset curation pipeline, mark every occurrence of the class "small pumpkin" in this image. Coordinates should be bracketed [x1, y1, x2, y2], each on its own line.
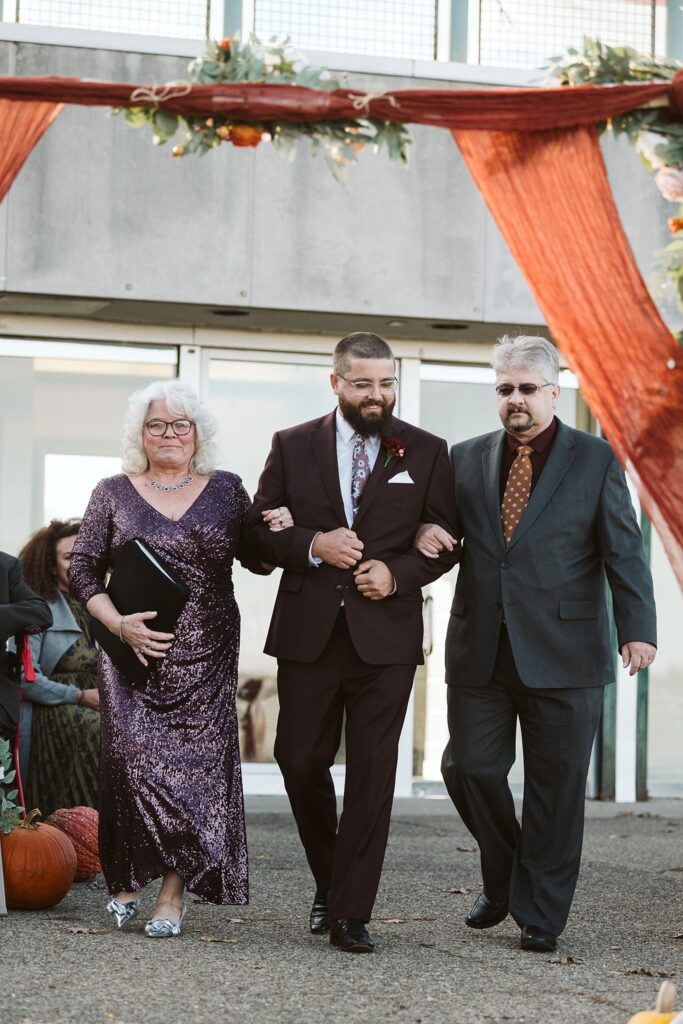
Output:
[0, 809, 77, 909]
[46, 806, 101, 881]
[628, 981, 679, 1024]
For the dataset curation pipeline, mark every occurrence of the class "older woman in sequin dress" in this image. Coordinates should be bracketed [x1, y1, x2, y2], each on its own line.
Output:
[69, 380, 285, 938]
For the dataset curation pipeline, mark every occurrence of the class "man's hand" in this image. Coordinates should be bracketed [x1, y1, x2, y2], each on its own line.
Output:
[414, 523, 457, 559]
[312, 528, 364, 569]
[621, 641, 657, 676]
[353, 560, 394, 600]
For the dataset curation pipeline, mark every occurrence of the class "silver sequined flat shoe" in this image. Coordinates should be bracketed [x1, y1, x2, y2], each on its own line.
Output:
[106, 897, 141, 929]
[144, 903, 186, 938]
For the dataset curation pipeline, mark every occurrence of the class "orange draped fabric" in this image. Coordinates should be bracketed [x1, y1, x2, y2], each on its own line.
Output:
[0, 98, 63, 203]
[453, 126, 683, 587]
[0, 75, 680, 582]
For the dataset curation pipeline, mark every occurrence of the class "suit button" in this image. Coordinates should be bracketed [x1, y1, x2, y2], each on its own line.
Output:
[501, 562, 510, 569]
[335, 584, 343, 592]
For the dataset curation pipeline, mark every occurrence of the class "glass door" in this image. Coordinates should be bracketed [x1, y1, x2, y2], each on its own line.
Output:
[414, 363, 579, 793]
[201, 350, 338, 793]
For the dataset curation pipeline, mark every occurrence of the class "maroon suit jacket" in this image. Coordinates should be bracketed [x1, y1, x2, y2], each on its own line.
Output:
[245, 410, 458, 665]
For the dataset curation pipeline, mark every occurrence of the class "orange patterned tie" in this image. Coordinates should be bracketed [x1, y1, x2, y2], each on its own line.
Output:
[501, 445, 533, 543]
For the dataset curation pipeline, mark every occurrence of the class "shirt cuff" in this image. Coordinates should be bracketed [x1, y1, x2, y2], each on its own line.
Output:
[308, 533, 323, 567]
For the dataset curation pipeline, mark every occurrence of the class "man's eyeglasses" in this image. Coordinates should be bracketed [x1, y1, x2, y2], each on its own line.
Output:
[144, 419, 195, 436]
[495, 383, 554, 398]
[337, 375, 399, 394]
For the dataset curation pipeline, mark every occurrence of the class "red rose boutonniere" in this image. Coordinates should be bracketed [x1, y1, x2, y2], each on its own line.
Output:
[382, 436, 406, 468]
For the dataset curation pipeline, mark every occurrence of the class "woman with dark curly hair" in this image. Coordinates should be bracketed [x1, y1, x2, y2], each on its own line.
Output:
[17, 519, 100, 816]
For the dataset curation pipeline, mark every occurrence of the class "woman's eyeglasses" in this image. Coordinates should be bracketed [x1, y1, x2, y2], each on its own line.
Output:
[144, 419, 195, 436]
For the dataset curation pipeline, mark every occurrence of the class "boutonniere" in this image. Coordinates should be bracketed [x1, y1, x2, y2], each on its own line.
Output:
[382, 436, 406, 468]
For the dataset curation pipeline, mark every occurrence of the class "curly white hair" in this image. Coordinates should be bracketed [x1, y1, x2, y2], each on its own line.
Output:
[121, 379, 222, 476]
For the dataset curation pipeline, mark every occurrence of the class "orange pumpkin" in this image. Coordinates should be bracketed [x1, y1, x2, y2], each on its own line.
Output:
[0, 809, 77, 909]
[46, 807, 101, 881]
[628, 981, 679, 1024]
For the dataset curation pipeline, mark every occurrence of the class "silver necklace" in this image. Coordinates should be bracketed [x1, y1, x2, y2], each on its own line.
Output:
[146, 473, 193, 492]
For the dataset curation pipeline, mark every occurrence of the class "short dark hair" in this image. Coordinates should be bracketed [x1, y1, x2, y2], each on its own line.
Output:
[333, 333, 395, 376]
[19, 519, 81, 601]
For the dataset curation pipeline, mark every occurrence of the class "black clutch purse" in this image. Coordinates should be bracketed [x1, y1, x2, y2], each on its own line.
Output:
[90, 538, 190, 688]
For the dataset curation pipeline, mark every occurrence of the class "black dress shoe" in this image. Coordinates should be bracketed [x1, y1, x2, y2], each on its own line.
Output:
[520, 925, 557, 952]
[329, 918, 375, 953]
[309, 893, 330, 934]
[466, 893, 509, 930]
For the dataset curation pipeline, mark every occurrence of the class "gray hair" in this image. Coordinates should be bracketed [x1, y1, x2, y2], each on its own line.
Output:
[491, 335, 560, 384]
[121, 379, 222, 476]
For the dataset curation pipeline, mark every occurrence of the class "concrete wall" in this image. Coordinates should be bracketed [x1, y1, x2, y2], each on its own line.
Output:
[0, 38, 674, 331]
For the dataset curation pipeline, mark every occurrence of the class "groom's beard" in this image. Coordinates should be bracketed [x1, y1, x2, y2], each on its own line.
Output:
[338, 394, 395, 438]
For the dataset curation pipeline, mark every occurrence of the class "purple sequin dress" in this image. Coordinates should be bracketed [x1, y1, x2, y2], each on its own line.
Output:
[69, 471, 255, 905]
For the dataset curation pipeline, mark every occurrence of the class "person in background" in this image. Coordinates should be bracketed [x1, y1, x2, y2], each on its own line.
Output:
[17, 520, 100, 816]
[0, 551, 52, 746]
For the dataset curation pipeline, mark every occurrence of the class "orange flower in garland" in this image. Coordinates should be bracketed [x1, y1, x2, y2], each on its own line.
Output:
[219, 37, 233, 53]
[229, 124, 264, 148]
[668, 216, 683, 234]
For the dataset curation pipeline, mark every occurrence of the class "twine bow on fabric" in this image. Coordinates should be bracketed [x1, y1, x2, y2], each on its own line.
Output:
[129, 81, 192, 109]
[349, 90, 400, 114]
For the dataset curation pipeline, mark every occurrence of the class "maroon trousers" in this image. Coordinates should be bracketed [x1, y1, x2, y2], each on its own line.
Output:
[274, 611, 415, 922]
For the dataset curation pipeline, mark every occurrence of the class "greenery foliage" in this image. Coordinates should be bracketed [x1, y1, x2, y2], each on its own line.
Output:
[119, 35, 411, 176]
[0, 738, 23, 834]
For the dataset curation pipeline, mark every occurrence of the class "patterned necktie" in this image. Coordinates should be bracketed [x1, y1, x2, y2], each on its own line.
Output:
[501, 444, 534, 543]
[351, 434, 370, 517]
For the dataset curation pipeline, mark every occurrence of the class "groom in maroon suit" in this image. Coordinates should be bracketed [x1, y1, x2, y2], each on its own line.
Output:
[246, 332, 457, 953]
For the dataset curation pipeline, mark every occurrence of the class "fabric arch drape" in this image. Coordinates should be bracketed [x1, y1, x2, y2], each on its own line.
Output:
[452, 124, 683, 587]
[0, 98, 63, 203]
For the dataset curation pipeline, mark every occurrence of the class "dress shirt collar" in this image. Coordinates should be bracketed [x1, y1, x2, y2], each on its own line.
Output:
[335, 407, 380, 447]
[505, 415, 558, 453]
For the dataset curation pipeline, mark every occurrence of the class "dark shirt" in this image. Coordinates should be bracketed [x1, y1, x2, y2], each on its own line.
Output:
[499, 416, 558, 501]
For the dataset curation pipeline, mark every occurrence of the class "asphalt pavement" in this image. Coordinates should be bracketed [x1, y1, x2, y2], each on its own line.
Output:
[3, 795, 683, 1024]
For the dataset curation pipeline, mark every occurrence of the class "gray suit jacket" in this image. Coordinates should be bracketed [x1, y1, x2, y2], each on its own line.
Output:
[445, 420, 657, 689]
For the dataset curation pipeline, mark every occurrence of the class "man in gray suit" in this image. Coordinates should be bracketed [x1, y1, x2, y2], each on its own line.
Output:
[417, 335, 656, 953]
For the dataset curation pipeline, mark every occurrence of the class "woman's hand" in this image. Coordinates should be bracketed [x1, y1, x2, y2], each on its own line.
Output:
[262, 506, 294, 532]
[80, 688, 100, 711]
[119, 611, 174, 667]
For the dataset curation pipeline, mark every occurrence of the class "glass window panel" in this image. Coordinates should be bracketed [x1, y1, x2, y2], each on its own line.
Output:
[417, 368, 578, 787]
[16, 0, 209, 38]
[0, 350, 175, 556]
[254, 0, 438, 61]
[206, 356, 334, 765]
[478, 0, 660, 70]
[646, 528, 683, 794]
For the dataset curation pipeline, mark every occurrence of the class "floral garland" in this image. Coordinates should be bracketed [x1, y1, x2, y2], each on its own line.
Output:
[547, 38, 683, 312]
[120, 35, 411, 175]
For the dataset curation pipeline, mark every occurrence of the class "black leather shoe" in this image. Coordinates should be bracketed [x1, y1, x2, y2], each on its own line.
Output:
[520, 925, 557, 952]
[329, 918, 375, 953]
[466, 893, 509, 929]
[309, 893, 330, 934]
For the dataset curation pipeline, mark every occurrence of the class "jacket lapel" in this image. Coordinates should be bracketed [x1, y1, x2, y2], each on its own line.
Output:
[506, 420, 576, 551]
[311, 411, 347, 525]
[482, 431, 506, 550]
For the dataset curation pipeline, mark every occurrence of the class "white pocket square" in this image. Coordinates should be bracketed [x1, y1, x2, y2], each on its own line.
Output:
[388, 470, 414, 484]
